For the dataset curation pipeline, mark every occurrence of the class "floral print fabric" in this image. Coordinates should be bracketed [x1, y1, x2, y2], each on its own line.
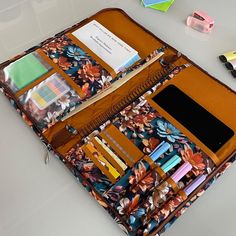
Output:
[1, 82, 236, 236]
[19, 73, 82, 132]
[42, 35, 113, 99]
[63, 92, 215, 235]
[106, 98, 214, 231]
[61, 63, 219, 235]
[0, 21, 235, 236]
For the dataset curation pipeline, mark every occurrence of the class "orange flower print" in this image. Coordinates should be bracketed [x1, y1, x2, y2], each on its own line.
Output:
[129, 161, 147, 185]
[181, 144, 206, 175]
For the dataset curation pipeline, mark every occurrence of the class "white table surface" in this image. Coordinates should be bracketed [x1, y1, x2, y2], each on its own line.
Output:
[0, 0, 236, 236]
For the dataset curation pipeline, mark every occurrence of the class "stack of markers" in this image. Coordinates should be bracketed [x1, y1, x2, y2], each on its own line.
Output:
[142, 0, 175, 12]
[104, 140, 209, 234]
[219, 50, 236, 78]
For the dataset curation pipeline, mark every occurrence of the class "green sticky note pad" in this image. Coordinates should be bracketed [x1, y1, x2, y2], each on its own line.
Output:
[149, 0, 175, 12]
[4, 53, 50, 91]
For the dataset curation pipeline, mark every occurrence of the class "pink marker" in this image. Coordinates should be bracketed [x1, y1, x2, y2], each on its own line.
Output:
[171, 162, 192, 183]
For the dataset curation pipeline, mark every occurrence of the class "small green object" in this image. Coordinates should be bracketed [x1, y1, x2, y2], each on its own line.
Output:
[148, 0, 175, 12]
[5, 53, 49, 90]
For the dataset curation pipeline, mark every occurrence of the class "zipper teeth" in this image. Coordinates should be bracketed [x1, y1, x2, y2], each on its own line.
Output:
[77, 65, 176, 139]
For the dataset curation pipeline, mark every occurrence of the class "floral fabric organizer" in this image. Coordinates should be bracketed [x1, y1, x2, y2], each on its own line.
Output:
[0, 8, 236, 236]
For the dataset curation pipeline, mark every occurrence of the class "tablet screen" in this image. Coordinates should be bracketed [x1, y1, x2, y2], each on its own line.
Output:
[153, 85, 234, 152]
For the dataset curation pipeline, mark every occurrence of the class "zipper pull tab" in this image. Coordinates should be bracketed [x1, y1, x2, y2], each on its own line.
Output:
[50, 125, 79, 149]
[44, 148, 50, 164]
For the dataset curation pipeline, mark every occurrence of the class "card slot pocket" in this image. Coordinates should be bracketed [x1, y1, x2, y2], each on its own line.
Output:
[0, 51, 52, 94]
[84, 9, 164, 61]
[67, 18, 164, 78]
[91, 136, 127, 175]
[15, 69, 55, 98]
[82, 142, 120, 183]
[100, 124, 144, 167]
[36, 49, 86, 99]
[66, 30, 163, 81]
[66, 32, 117, 78]
[18, 73, 82, 133]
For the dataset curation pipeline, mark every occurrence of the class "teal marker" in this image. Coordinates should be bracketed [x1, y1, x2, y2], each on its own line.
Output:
[161, 155, 182, 173]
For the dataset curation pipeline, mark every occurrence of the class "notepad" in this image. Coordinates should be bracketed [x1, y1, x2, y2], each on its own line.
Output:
[3, 52, 50, 91]
[31, 74, 70, 110]
[72, 20, 140, 74]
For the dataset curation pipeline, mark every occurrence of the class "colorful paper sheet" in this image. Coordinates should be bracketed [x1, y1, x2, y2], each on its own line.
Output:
[4, 52, 50, 91]
[148, 0, 175, 12]
[142, 0, 170, 7]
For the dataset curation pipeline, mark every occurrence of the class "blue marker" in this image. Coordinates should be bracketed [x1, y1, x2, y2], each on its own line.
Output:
[150, 142, 171, 162]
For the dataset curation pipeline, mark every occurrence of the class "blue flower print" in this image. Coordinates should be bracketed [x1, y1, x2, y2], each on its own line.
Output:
[66, 45, 86, 61]
[156, 119, 184, 143]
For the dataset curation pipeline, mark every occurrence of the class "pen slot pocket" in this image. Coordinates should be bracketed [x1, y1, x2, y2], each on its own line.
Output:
[0, 51, 52, 94]
[114, 174, 180, 225]
[122, 130, 215, 224]
[18, 73, 82, 133]
[126, 160, 213, 232]
[82, 142, 120, 184]
[139, 192, 187, 235]
[103, 155, 164, 206]
[137, 180, 180, 227]
[100, 124, 144, 167]
[114, 153, 183, 220]
[138, 174, 207, 235]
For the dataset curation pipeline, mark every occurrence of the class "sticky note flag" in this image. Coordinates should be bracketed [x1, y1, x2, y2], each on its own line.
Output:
[142, 0, 170, 7]
[149, 0, 175, 12]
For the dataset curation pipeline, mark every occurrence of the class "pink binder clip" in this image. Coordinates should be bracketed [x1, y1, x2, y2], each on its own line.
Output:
[186, 11, 214, 33]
